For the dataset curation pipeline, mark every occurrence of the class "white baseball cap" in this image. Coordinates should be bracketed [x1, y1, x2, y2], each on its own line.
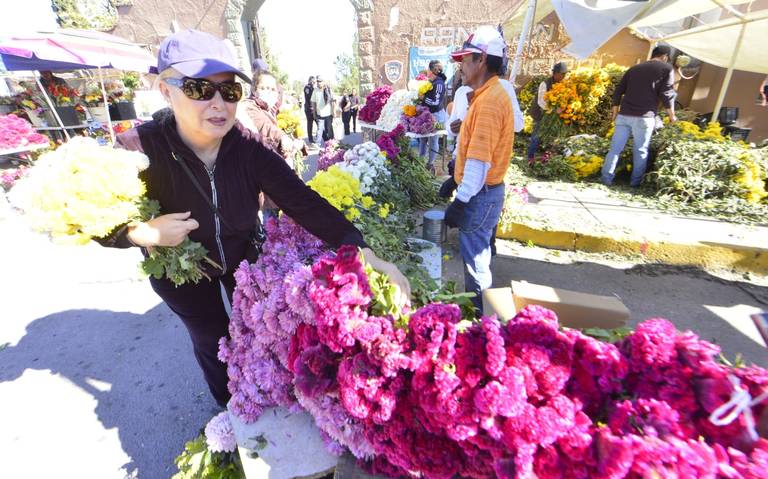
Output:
[451, 26, 506, 61]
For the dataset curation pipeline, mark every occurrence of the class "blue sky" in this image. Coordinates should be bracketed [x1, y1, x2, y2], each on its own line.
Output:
[258, 0, 357, 85]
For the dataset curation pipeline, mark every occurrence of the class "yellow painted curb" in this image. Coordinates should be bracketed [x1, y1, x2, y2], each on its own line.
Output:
[498, 221, 768, 275]
[497, 223, 575, 250]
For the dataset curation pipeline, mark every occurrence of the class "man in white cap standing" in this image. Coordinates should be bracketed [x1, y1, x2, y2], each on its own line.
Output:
[444, 26, 515, 314]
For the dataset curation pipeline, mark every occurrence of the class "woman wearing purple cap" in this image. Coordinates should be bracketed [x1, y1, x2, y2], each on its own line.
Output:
[101, 30, 411, 407]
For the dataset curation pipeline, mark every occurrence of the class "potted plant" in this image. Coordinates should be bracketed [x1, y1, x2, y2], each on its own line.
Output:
[83, 86, 110, 124]
[47, 84, 82, 126]
[108, 73, 138, 120]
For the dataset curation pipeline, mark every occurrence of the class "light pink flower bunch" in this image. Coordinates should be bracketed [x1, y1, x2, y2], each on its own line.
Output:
[317, 140, 344, 171]
[0, 114, 48, 151]
[219, 215, 327, 422]
[204, 412, 237, 453]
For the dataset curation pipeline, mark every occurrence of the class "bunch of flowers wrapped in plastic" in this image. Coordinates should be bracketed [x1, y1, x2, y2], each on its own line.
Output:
[400, 105, 436, 135]
[338, 142, 391, 195]
[219, 216, 327, 422]
[376, 89, 418, 131]
[276, 106, 306, 139]
[359, 85, 393, 124]
[316, 139, 345, 171]
[0, 114, 49, 151]
[221, 232, 768, 478]
[10, 137, 220, 286]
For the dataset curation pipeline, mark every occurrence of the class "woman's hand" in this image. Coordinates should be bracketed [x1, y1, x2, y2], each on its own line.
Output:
[361, 248, 411, 308]
[127, 212, 199, 248]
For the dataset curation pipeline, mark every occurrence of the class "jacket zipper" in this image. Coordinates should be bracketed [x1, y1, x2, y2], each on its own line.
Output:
[205, 165, 228, 274]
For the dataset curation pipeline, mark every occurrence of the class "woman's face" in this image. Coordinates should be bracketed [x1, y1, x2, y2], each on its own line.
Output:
[255, 75, 279, 108]
[160, 71, 238, 143]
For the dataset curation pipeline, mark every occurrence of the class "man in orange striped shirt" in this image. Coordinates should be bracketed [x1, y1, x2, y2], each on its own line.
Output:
[445, 26, 515, 313]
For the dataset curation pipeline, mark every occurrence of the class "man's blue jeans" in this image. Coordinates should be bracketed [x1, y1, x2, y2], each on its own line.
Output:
[601, 114, 655, 186]
[527, 121, 541, 159]
[458, 184, 505, 313]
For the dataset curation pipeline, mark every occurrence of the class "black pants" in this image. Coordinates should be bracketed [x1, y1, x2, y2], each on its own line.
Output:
[351, 110, 358, 132]
[304, 109, 314, 143]
[322, 115, 334, 141]
[150, 274, 235, 407]
[342, 111, 351, 136]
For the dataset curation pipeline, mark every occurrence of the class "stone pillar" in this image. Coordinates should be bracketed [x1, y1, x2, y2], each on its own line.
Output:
[351, 1, 375, 95]
[225, 0, 253, 78]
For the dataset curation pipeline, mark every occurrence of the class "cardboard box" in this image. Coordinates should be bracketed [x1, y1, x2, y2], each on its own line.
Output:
[483, 281, 630, 329]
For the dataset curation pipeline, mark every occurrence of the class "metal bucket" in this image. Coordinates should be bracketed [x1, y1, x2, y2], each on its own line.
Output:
[423, 209, 447, 244]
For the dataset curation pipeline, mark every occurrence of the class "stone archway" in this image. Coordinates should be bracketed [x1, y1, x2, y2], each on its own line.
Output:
[349, 1, 375, 95]
[226, 0, 373, 92]
[224, 0, 267, 78]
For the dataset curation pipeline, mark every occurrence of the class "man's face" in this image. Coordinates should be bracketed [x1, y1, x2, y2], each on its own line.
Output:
[553, 72, 566, 83]
[460, 54, 483, 87]
[317, 80, 325, 89]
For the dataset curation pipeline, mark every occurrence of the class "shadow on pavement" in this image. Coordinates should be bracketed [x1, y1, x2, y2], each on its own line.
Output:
[490, 254, 768, 365]
[0, 304, 219, 477]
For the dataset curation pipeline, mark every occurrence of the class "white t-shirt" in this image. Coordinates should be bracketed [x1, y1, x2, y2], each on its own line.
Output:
[312, 89, 332, 117]
[447, 80, 524, 142]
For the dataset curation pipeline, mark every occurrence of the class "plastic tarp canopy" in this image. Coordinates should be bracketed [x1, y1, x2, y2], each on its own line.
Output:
[502, 1, 757, 60]
[660, 9, 768, 74]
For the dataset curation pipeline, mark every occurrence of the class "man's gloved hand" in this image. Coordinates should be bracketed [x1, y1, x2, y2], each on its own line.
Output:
[444, 199, 466, 228]
[438, 177, 458, 199]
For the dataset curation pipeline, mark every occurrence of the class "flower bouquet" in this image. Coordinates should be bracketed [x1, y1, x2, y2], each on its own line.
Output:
[400, 105, 436, 135]
[174, 412, 243, 478]
[17, 87, 52, 127]
[1, 166, 28, 192]
[46, 84, 83, 126]
[220, 237, 768, 478]
[83, 86, 110, 124]
[376, 89, 418, 131]
[317, 139, 345, 171]
[9, 137, 220, 286]
[277, 106, 308, 174]
[0, 114, 49, 152]
[359, 86, 393, 124]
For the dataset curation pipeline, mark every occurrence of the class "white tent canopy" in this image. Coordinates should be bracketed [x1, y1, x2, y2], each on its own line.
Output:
[503, 0, 763, 71]
[504, 0, 766, 122]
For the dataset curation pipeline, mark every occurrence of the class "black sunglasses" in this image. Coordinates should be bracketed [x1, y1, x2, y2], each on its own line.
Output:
[164, 77, 243, 103]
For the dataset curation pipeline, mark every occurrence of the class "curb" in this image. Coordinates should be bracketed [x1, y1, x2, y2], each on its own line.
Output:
[497, 222, 768, 275]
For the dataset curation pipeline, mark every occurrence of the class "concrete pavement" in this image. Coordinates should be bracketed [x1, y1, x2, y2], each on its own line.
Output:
[497, 181, 768, 274]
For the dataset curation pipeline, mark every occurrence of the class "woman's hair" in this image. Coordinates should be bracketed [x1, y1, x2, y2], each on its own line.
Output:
[153, 67, 180, 90]
[252, 69, 275, 88]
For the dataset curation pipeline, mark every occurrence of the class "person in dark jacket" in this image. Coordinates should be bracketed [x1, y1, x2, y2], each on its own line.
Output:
[349, 91, 360, 132]
[601, 45, 677, 187]
[419, 60, 447, 171]
[303, 76, 315, 143]
[340, 91, 353, 136]
[527, 62, 567, 160]
[104, 30, 411, 408]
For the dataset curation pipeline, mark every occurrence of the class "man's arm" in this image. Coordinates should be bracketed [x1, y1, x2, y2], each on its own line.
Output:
[611, 72, 629, 121]
[659, 67, 677, 122]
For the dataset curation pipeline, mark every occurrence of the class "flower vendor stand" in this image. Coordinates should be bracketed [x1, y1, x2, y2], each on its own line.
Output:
[227, 405, 337, 479]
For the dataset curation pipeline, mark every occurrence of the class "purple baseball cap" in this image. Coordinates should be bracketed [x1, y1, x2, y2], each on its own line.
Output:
[155, 30, 251, 83]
